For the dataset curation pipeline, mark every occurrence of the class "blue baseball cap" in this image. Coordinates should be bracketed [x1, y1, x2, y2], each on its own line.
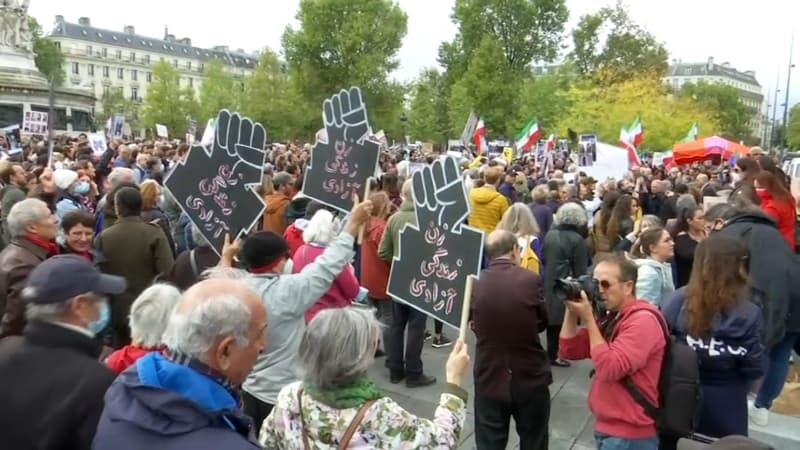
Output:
[23, 255, 127, 305]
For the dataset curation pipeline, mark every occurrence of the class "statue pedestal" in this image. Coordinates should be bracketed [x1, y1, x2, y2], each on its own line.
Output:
[0, 47, 39, 73]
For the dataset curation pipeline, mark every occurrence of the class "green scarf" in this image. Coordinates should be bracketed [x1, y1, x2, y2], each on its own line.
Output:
[304, 376, 383, 409]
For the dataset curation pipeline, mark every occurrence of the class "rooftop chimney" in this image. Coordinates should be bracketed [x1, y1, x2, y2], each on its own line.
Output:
[78, 17, 90, 26]
[722, 62, 731, 68]
[165, 34, 175, 43]
[745, 70, 756, 77]
[213, 45, 229, 52]
[707, 56, 714, 64]
[178, 37, 192, 46]
[236, 48, 244, 54]
[55, 15, 64, 23]
[124, 25, 135, 35]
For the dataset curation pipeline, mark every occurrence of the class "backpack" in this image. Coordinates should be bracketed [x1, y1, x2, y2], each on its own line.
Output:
[616, 309, 701, 438]
[519, 235, 542, 276]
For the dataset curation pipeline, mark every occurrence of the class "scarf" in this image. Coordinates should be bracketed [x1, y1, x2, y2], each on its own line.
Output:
[164, 349, 241, 404]
[304, 376, 383, 409]
[25, 233, 60, 255]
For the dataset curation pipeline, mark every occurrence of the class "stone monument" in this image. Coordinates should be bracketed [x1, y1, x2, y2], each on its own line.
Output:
[0, 0, 94, 133]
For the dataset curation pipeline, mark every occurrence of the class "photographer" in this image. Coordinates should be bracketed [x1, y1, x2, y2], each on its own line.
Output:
[559, 254, 667, 450]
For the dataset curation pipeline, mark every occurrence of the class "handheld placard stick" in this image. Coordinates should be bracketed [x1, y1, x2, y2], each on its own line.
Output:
[357, 177, 373, 244]
[458, 275, 477, 341]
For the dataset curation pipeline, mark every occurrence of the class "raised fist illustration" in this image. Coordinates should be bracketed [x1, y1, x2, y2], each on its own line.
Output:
[412, 157, 470, 233]
[323, 87, 370, 144]
[213, 110, 267, 167]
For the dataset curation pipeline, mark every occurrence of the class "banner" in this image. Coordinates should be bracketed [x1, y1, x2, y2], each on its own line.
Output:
[301, 87, 380, 213]
[164, 110, 268, 256]
[387, 157, 485, 329]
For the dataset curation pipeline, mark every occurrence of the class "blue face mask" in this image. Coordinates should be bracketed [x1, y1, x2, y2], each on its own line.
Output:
[74, 181, 91, 195]
[88, 300, 110, 335]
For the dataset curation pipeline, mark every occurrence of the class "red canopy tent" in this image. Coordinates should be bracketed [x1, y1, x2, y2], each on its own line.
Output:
[672, 136, 751, 165]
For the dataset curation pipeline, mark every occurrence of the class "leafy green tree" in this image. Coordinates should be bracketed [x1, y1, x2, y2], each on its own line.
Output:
[142, 61, 197, 135]
[448, 37, 518, 138]
[28, 17, 64, 85]
[97, 87, 140, 131]
[197, 59, 239, 122]
[556, 75, 719, 150]
[786, 104, 800, 149]
[514, 72, 573, 136]
[569, 1, 668, 83]
[440, 0, 568, 77]
[282, 0, 408, 136]
[680, 81, 753, 141]
[407, 69, 450, 143]
[241, 50, 307, 141]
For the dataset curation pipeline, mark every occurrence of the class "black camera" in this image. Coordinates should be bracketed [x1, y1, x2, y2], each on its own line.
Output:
[554, 275, 600, 304]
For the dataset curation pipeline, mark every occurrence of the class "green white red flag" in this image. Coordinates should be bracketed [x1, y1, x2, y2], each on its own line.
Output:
[515, 117, 541, 152]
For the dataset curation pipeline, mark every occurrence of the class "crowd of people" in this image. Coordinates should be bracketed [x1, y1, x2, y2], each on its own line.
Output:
[0, 131, 796, 450]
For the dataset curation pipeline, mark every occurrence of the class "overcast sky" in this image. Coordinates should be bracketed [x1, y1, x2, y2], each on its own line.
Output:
[29, 0, 800, 111]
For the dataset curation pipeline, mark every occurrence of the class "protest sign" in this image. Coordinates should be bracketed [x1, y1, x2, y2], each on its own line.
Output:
[155, 124, 168, 138]
[301, 87, 380, 213]
[185, 119, 198, 145]
[89, 133, 107, 158]
[22, 111, 48, 135]
[387, 156, 485, 329]
[164, 110, 267, 256]
[110, 115, 125, 139]
[3, 125, 22, 156]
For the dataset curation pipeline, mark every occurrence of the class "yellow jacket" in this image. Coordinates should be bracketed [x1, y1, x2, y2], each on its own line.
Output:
[468, 186, 510, 234]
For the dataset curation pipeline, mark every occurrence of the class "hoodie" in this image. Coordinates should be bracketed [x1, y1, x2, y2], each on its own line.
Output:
[93, 352, 260, 450]
[634, 258, 675, 307]
[262, 192, 291, 234]
[468, 186, 510, 234]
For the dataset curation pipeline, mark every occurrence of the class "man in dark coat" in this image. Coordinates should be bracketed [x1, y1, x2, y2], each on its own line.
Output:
[95, 187, 174, 347]
[471, 229, 552, 450]
[0, 198, 59, 338]
[0, 254, 126, 450]
[93, 278, 266, 450]
[543, 202, 590, 367]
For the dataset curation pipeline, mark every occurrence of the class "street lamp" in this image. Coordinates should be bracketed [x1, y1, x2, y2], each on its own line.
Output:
[782, 34, 795, 154]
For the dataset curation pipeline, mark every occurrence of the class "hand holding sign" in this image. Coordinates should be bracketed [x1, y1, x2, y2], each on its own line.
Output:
[387, 156, 484, 329]
[302, 87, 380, 213]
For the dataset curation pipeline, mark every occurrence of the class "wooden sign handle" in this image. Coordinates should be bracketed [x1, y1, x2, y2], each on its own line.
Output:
[357, 177, 373, 244]
[458, 275, 476, 341]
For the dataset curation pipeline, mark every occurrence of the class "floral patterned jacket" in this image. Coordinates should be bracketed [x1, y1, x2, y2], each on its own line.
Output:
[259, 381, 468, 449]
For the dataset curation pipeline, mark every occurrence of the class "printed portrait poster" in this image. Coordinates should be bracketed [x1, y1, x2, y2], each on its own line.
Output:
[89, 133, 108, 158]
[156, 124, 169, 138]
[387, 157, 485, 329]
[111, 115, 125, 139]
[164, 110, 267, 256]
[22, 111, 48, 134]
[301, 87, 380, 213]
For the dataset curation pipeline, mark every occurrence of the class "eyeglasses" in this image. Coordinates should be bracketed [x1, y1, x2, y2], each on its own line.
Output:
[597, 279, 612, 290]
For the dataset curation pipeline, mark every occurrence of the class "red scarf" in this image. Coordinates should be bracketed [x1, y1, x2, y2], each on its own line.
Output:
[25, 234, 60, 255]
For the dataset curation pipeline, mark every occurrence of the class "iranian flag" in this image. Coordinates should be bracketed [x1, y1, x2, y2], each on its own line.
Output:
[682, 122, 699, 142]
[515, 117, 541, 152]
[474, 118, 488, 154]
[629, 116, 644, 146]
[619, 125, 642, 168]
[545, 133, 556, 150]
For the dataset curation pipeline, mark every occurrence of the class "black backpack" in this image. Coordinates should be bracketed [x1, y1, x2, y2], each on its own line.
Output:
[618, 309, 701, 438]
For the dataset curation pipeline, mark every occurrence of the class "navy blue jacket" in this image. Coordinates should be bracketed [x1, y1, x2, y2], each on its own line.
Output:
[93, 352, 260, 450]
[662, 288, 765, 438]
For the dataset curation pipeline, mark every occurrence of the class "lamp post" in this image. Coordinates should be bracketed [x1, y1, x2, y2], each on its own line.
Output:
[782, 34, 795, 155]
[400, 112, 408, 146]
[772, 79, 781, 148]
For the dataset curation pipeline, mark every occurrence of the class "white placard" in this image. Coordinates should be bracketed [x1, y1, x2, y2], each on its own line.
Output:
[156, 124, 168, 138]
[110, 115, 125, 139]
[200, 119, 215, 146]
[89, 133, 107, 157]
[577, 142, 630, 182]
[22, 111, 48, 135]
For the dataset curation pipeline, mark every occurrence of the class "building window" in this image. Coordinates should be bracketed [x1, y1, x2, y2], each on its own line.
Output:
[189, 77, 193, 87]
[71, 62, 79, 75]
[146, 72, 152, 82]
[102, 86, 110, 97]
[102, 48, 107, 57]
[103, 66, 109, 77]
[131, 69, 137, 81]
[144, 54, 150, 64]
[199, 63, 204, 73]
[187, 61, 192, 70]
[130, 52, 136, 62]
[117, 68, 124, 80]
[88, 64, 94, 76]
[173, 59, 178, 68]
[131, 87, 138, 101]
[116, 49, 122, 59]
[54, 41, 60, 50]
[86, 44, 92, 55]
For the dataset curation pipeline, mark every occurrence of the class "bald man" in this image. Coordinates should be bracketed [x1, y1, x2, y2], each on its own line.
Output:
[93, 279, 266, 450]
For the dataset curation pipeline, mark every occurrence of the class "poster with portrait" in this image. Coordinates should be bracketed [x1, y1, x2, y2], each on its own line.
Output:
[22, 111, 48, 135]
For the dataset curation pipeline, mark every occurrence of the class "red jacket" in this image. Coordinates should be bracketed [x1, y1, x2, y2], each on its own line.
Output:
[283, 222, 305, 257]
[360, 218, 391, 300]
[293, 243, 360, 323]
[560, 300, 666, 439]
[106, 345, 162, 374]
[757, 189, 797, 249]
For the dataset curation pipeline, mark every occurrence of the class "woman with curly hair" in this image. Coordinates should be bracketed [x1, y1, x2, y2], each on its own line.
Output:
[662, 235, 764, 438]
